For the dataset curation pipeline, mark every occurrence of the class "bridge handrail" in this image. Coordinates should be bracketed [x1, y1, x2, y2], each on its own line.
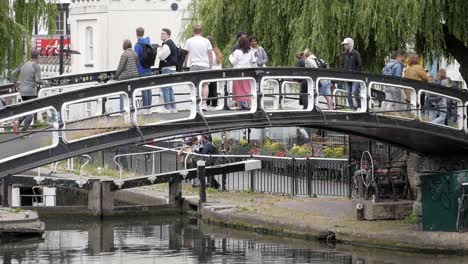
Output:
[1, 67, 468, 179]
[0, 66, 192, 95]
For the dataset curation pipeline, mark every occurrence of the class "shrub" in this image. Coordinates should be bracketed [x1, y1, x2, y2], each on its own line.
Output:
[263, 139, 285, 152]
[289, 144, 312, 157]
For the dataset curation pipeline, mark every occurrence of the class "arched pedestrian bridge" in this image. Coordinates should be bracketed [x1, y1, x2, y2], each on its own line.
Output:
[0, 67, 467, 178]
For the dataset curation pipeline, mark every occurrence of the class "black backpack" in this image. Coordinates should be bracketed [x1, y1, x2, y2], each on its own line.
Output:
[314, 58, 329, 69]
[176, 47, 188, 72]
[138, 43, 157, 68]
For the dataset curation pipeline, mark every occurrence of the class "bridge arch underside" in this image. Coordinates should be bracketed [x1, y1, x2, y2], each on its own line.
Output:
[0, 111, 465, 178]
[1, 67, 468, 178]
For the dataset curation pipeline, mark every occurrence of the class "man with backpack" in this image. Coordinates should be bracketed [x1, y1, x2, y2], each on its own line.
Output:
[135, 27, 156, 113]
[382, 50, 405, 111]
[158, 28, 178, 113]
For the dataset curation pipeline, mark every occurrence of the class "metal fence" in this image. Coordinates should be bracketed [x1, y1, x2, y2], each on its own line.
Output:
[84, 145, 351, 197]
[207, 156, 350, 197]
[457, 183, 468, 232]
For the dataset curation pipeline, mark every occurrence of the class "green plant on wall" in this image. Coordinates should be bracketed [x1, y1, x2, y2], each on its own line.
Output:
[324, 146, 346, 158]
[239, 138, 249, 147]
[289, 144, 312, 157]
[263, 139, 285, 152]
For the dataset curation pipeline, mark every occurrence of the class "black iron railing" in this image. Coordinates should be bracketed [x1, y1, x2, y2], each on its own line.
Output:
[133, 146, 351, 197]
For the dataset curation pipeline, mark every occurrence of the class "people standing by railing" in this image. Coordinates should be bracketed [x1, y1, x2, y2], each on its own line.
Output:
[303, 49, 333, 110]
[341, 37, 362, 110]
[382, 50, 405, 111]
[134, 27, 155, 114]
[115, 40, 139, 112]
[11, 50, 49, 134]
[229, 37, 257, 110]
[232, 32, 247, 53]
[430, 69, 452, 125]
[158, 28, 178, 113]
[206, 36, 223, 110]
[249, 36, 268, 67]
[404, 55, 428, 102]
[183, 25, 213, 111]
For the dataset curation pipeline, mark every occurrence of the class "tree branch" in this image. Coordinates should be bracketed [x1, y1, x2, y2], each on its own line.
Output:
[442, 24, 468, 83]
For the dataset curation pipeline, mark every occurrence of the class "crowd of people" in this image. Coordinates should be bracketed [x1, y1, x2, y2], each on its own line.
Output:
[383, 52, 456, 125]
[7, 25, 459, 134]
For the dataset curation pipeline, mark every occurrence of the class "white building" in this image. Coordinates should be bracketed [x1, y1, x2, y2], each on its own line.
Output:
[69, 0, 191, 73]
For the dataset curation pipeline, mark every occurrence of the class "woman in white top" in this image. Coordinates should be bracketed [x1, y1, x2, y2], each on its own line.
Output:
[207, 37, 222, 109]
[229, 37, 257, 110]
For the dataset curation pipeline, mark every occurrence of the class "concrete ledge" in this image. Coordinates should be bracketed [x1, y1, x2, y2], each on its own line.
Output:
[0, 208, 44, 242]
[353, 199, 414, 220]
[201, 207, 468, 254]
[109, 204, 181, 217]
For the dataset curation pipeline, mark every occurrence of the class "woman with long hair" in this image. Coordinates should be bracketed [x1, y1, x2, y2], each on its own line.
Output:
[207, 36, 222, 109]
[229, 37, 257, 110]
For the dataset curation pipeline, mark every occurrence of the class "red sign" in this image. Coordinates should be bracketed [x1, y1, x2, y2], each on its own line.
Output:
[34, 38, 71, 56]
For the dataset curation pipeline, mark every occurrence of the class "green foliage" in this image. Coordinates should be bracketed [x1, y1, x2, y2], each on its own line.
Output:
[289, 144, 312, 157]
[212, 136, 221, 148]
[239, 138, 249, 147]
[0, 0, 57, 73]
[403, 213, 420, 225]
[183, 0, 468, 72]
[262, 138, 285, 152]
[324, 146, 345, 158]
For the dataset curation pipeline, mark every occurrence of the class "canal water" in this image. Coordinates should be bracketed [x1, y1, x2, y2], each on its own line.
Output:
[1, 216, 467, 264]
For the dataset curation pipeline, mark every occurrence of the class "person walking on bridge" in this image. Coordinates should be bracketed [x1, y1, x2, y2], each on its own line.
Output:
[183, 25, 213, 111]
[158, 28, 178, 113]
[341, 37, 362, 110]
[11, 50, 49, 134]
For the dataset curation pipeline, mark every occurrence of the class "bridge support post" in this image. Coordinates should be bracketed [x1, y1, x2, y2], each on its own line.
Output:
[249, 170, 256, 191]
[168, 180, 182, 205]
[1, 175, 10, 207]
[88, 180, 102, 216]
[88, 180, 113, 217]
[198, 160, 206, 211]
[101, 181, 113, 216]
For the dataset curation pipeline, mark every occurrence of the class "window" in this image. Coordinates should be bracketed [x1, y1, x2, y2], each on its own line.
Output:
[54, 5, 69, 35]
[55, 11, 66, 35]
[85, 26, 94, 64]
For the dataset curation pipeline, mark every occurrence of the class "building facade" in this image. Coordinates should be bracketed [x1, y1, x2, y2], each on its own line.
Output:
[69, 0, 191, 73]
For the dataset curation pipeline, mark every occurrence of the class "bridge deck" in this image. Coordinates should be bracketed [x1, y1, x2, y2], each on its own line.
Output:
[0, 67, 467, 178]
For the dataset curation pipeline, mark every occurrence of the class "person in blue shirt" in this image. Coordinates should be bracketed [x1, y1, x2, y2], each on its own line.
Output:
[200, 135, 214, 154]
[382, 50, 405, 112]
[134, 27, 153, 113]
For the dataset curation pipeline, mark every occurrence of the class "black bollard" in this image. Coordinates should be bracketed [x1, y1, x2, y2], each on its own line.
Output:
[197, 160, 206, 211]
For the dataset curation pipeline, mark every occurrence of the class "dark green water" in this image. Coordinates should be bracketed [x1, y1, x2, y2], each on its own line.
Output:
[1, 216, 467, 264]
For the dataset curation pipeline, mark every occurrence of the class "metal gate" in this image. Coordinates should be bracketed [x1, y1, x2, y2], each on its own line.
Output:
[457, 183, 468, 232]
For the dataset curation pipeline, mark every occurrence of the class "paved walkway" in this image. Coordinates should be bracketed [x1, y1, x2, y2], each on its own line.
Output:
[191, 188, 468, 253]
[0, 208, 44, 239]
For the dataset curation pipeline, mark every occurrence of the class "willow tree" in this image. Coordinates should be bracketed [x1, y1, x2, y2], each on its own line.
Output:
[184, 0, 468, 82]
[0, 0, 56, 74]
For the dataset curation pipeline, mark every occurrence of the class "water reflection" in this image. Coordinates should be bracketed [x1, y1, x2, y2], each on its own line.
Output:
[1, 216, 467, 264]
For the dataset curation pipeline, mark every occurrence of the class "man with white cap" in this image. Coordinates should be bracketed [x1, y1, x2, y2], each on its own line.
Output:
[341, 37, 362, 110]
